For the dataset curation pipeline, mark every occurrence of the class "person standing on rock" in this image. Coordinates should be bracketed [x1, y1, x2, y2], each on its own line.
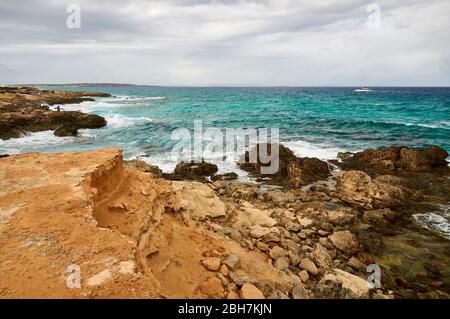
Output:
[56, 105, 60, 112]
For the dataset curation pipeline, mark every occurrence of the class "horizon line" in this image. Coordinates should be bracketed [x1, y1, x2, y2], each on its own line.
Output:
[3, 82, 450, 88]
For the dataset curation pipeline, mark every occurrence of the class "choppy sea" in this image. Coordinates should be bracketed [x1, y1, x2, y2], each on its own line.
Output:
[1, 86, 449, 238]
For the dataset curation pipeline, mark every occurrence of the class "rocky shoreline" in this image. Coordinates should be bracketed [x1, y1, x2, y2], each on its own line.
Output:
[0, 86, 109, 139]
[0, 143, 449, 299]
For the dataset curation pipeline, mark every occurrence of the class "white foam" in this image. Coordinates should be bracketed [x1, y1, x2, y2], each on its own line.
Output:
[382, 120, 450, 130]
[130, 146, 252, 182]
[413, 204, 450, 240]
[106, 114, 156, 128]
[0, 131, 73, 154]
[283, 140, 343, 160]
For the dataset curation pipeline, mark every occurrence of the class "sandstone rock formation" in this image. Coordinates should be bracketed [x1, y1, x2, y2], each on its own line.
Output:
[0, 148, 298, 298]
[335, 146, 449, 175]
[173, 161, 218, 179]
[238, 143, 330, 186]
[0, 86, 109, 139]
[287, 157, 330, 186]
[172, 181, 226, 220]
[124, 159, 163, 178]
[1, 143, 449, 299]
[336, 170, 405, 209]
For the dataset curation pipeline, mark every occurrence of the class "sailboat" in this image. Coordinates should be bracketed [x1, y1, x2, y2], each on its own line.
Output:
[354, 87, 373, 92]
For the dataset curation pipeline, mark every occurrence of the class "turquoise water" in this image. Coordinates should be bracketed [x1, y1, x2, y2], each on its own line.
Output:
[1, 86, 449, 173]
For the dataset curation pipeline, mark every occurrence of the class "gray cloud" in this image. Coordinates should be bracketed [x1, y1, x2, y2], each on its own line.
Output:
[0, 0, 449, 85]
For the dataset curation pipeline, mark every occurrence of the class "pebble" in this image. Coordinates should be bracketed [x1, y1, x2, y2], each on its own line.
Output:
[223, 254, 241, 271]
[256, 241, 269, 252]
[220, 264, 229, 277]
[269, 246, 286, 260]
[292, 283, 309, 299]
[201, 257, 221, 271]
[298, 270, 309, 283]
[239, 283, 265, 299]
[198, 277, 224, 297]
[299, 258, 319, 275]
[274, 256, 290, 271]
[348, 257, 366, 271]
[267, 290, 290, 299]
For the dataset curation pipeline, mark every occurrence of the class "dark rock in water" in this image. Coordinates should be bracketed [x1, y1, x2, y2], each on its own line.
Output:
[164, 160, 218, 181]
[238, 143, 297, 177]
[54, 124, 79, 137]
[287, 157, 330, 186]
[336, 146, 449, 175]
[238, 143, 330, 186]
[212, 172, 238, 181]
[0, 154, 9, 158]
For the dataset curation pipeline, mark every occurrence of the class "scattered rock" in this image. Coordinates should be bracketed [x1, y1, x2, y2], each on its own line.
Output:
[256, 242, 269, 252]
[362, 208, 396, 226]
[274, 257, 290, 271]
[269, 246, 287, 260]
[249, 225, 272, 238]
[297, 216, 314, 227]
[288, 251, 301, 267]
[234, 207, 277, 228]
[291, 283, 309, 299]
[223, 254, 241, 271]
[318, 269, 369, 298]
[220, 264, 229, 277]
[229, 270, 256, 287]
[201, 257, 221, 271]
[198, 277, 225, 298]
[298, 270, 309, 283]
[329, 230, 360, 255]
[267, 290, 290, 299]
[347, 257, 366, 271]
[299, 258, 319, 275]
[239, 283, 265, 299]
[319, 237, 334, 250]
[327, 208, 357, 226]
[372, 290, 395, 299]
[263, 232, 281, 243]
[227, 290, 240, 299]
[311, 243, 333, 268]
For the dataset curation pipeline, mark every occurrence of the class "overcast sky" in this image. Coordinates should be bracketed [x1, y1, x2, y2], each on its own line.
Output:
[1, 0, 449, 86]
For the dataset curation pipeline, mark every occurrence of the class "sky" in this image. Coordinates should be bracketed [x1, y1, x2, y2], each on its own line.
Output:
[0, 0, 449, 86]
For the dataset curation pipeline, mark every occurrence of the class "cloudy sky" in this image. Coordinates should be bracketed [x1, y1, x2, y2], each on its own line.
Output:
[0, 0, 449, 86]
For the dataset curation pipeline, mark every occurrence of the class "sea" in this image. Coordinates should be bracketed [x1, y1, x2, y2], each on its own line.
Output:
[1, 86, 449, 238]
